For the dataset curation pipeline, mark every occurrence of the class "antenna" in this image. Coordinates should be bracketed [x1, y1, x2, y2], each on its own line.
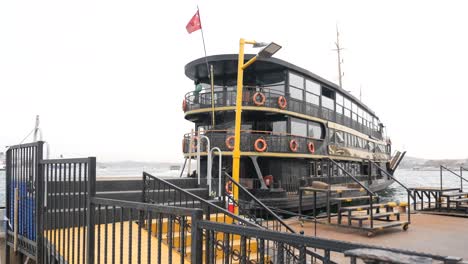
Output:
[359, 85, 362, 101]
[333, 24, 344, 89]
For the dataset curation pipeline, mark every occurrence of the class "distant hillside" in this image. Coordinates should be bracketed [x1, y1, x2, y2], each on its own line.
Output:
[399, 156, 468, 169]
[97, 161, 180, 168]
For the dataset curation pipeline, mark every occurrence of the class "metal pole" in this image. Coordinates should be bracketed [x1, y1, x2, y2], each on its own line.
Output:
[232, 39, 246, 215]
[440, 166, 443, 191]
[232, 38, 258, 215]
[201, 136, 211, 192]
[197, 128, 201, 185]
[459, 167, 463, 192]
[187, 129, 194, 177]
[210, 147, 222, 198]
[86, 157, 97, 264]
[210, 65, 215, 127]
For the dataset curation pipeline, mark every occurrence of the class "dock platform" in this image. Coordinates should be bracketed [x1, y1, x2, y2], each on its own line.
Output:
[288, 213, 468, 260]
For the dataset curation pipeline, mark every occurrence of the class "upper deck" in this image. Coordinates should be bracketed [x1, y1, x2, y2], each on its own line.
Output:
[184, 55, 384, 140]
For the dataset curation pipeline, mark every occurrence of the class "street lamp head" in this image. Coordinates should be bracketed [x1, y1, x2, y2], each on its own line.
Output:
[257, 42, 282, 58]
[252, 42, 268, 48]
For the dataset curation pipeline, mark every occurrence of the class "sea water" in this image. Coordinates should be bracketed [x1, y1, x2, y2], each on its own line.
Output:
[0, 169, 467, 207]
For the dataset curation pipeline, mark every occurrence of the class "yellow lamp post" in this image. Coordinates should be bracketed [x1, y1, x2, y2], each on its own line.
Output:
[232, 39, 282, 214]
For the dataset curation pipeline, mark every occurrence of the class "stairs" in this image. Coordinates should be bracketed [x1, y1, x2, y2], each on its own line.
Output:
[147, 214, 261, 263]
[441, 191, 468, 212]
[333, 192, 408, 236]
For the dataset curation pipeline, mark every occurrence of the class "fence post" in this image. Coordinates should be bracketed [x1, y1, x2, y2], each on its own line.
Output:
[86, 157, 97, 264]
[35, 141, 44, 264]
[5, 149, 11, 264]
[190, 209, 203, 264]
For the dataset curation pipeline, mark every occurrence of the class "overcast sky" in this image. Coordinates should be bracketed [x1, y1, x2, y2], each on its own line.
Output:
[1, 1, 467, 162]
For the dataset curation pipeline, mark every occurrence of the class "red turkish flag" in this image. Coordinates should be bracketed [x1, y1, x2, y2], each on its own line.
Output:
[186, 10, 202, 34]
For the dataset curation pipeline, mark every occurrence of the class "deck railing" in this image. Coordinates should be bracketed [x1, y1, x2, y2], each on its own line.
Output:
[440, 165, 468, 192]
[184, 86, 382, 139]
[183, 129, 325, 155]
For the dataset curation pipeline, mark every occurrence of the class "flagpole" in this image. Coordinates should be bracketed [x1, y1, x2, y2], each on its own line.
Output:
[197, 6, 215, 128]
[197, 6, 210, 76]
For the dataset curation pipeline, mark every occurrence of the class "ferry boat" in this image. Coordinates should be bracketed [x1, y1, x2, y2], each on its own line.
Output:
[181, 54, 405, 211]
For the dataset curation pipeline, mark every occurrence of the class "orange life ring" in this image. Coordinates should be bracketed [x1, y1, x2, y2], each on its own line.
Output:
[254, 138, 267, 152]
[289, 139, 298, 152]
[182, 99, 187, 112]
[252, 92, 266, 106]
[277, 96, 287, 109]
[225, 181, 233, 195]
[308, 142, 315, 153]
[225, 136, 235, 150]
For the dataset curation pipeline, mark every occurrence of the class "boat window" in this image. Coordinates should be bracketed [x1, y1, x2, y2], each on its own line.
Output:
[329, 128, 335, 143]
[357, 138, 363, 148]
[336, 131, 345, 143]
[289, 86, 304, 100]
[351, 102, 356, 112]
[273, 121, 287, 133]
[289, 72, 304, 88]
[290, 118, 307, 137]
[336, 104, 343, 115]
[306, 79, 320, 95]
[344, 108, 351, 117]
[306, 92, 319, 105]
[336, 93, 344, 106]
[344, 98, 351, 109]
[352, 112, 358, 121]
[308, 121, 323, 139]
[368, 142, 374, 152]
[321, 96, 334, 110]
[268, 85, 285, 96]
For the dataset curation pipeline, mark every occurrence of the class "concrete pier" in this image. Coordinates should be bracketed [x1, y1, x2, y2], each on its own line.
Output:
[288, 213, 468, 259]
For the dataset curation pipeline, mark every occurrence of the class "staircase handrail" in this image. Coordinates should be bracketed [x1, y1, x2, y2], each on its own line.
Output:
[225, 172, 329, 262]
[440, 165, 468, 192]
[142, 172, 260, 228]
[368, 160, 413, 197]
[441, 165, 468, 184]
[224, 172, 296, 233]
[326, 158, 376, 196]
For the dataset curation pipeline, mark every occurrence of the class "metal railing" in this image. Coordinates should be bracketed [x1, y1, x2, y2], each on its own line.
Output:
[224, 172, 295, 233]
[184, 85, 383, 139]
[440, 165, 468, 192]
[197, 220, 462, 264]
[41, 157, 95, 264]
[4, 142, 466, 264]
[183, 129, 325, 155]
[369, 160, 412, 224]
[88, 197, 204, 264]
[5, 142, 44, 261]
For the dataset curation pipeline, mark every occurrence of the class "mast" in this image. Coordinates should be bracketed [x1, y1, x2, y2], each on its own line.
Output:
[334, 25, 344, 89]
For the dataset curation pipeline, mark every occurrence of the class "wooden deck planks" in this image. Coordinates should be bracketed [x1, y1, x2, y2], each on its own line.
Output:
[46, 222, 185, 264]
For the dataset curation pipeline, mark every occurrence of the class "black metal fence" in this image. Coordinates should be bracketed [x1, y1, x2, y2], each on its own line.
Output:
[196, 220, 461, 264]
[5, 142, 43, 260]
[41, 157, 95, 264]
[4, 142, 465, 264]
